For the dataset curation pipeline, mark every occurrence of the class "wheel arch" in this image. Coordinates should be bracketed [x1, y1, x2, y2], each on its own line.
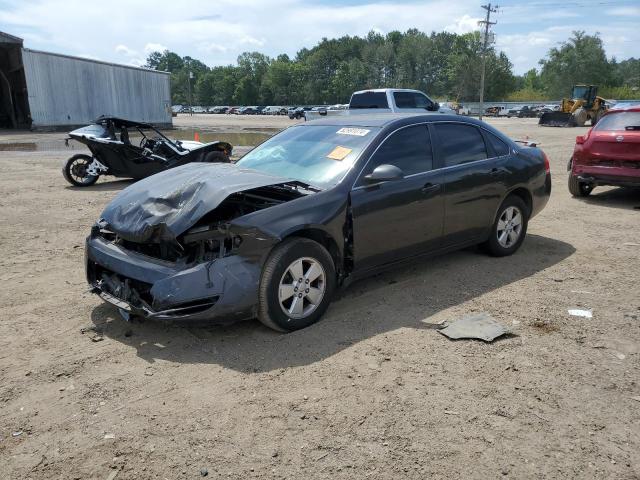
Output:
[506, 187, 533, 216]
[488, 186, 533, 234]
[282, 228, 343, 278]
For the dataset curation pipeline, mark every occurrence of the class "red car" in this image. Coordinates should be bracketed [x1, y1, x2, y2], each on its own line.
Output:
[568, 105, 640, 196]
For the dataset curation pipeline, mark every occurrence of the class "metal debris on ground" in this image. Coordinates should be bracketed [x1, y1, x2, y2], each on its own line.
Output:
[568, 308, 593, 318]
[438, 313, 509, 342]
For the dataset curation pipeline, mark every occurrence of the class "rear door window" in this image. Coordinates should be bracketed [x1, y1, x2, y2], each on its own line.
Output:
[485, 131, 510, 157]
[434, 123, 488, 167]
[393, 91, 432, 109]
[349, 92, 389, 109]
[361, 125, 432, 180]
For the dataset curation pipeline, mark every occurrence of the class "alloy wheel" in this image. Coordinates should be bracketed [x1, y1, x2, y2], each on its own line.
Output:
[278, 257, 326, 319]
[70, 158, 94, 184]
[497, 206, 523, 248]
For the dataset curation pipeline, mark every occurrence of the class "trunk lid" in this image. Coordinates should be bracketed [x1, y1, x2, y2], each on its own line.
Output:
[588, 130, 640, 162]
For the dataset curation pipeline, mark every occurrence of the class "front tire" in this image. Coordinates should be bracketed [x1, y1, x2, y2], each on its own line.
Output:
[62, 154, 99, 187]
[568, 174, 593, 197]
[483, 196, 529, 257]
[258, 238, 336, 332]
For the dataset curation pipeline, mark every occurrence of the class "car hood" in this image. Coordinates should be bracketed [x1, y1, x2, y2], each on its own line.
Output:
[100, 162, 291, 243]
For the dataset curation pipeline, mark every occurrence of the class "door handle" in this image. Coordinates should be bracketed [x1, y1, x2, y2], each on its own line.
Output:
[490, 167, 501, 176]
[421, 183, 441, 194]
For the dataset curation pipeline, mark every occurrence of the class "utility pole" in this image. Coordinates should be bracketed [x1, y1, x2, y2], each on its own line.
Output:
[188, 71, 194, 116]
[478, 3, 497, 120]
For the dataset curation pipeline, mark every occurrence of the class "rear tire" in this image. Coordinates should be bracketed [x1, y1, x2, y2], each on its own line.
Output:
[568, 174, 593, 197]
[482, 195, 529, 257]
[258, 238, 336, 332]
[62, 154, 99, 187]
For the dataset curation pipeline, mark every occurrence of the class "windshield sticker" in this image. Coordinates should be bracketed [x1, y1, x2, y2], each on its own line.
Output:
[336, 127, 370, 136]
[327, 146, 353, 161]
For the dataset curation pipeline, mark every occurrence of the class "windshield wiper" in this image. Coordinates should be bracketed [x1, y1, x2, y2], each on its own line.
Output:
[284, 180, 323, 193]
[624, 125, 640, 131]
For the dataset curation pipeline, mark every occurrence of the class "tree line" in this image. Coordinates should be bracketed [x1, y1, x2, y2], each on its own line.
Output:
[145, 30, 639, 105]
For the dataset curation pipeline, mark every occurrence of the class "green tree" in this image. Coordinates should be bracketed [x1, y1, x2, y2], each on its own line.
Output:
[539, 31, 612, 98]
[615, 58, 640, 89]
[146, 28, 637, 107]
[145, 50, 184, 72]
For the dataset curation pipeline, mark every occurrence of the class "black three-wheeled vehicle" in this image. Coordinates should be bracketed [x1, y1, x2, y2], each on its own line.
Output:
[63, 117, 232, 186]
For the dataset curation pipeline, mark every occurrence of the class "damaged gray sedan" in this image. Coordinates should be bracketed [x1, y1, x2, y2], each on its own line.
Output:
[86, 114, 551, 331]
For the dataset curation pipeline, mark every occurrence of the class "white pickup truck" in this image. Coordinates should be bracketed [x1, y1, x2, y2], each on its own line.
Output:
[304, 88, 455, 121]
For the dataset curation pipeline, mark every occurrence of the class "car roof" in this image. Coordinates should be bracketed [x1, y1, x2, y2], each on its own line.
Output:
[303, 113, 485, 128]
[605, 104, 640, 114]
[352, 88, 423, 94]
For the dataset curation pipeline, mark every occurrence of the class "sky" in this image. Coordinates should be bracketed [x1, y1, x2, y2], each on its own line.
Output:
[0, 0, 638, 75]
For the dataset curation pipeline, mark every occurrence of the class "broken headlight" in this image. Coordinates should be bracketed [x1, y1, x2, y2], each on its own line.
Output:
[182, 224, 242, 263]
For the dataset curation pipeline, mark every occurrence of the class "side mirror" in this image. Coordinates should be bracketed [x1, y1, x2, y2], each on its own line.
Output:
[426, 102, 439, 111]
[363, 164, 404, 184]
[575, 135, 585, 145]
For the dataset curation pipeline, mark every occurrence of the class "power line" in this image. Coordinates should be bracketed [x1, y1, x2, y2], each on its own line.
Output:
[478, 3, 498, 121]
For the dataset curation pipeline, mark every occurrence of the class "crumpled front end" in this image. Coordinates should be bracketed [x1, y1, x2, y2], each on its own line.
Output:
[85, 163, 311, 323]
[86, 222, 277, 323]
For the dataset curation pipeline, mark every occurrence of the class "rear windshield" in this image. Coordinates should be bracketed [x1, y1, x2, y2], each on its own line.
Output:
[349, 92, 388, 109]
[595, 112, 640, 131]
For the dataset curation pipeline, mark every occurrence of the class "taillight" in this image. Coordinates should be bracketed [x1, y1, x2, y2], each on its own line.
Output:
[542, 152, 550, 174]
[576, 127, 592, 145]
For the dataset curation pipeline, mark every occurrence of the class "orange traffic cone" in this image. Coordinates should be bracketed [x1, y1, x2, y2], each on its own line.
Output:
[194, 132, 200, 142]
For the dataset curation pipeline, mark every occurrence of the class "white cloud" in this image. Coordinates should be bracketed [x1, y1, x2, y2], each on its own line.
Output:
[144, 42, 168, 54]
[197, 42, 227, 54]
[238, 35, 265, 47]
[445, 14, 481, 34]
[115, 44, 137, 56]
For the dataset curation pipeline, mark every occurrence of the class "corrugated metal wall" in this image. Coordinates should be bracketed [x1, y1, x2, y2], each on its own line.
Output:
[21, 49, 171, 128]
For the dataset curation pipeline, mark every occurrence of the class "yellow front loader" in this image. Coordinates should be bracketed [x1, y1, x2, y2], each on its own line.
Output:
[539, 85, 607, 127]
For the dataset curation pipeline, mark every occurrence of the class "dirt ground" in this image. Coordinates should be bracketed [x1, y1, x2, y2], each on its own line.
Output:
[1, 116, 639, 480]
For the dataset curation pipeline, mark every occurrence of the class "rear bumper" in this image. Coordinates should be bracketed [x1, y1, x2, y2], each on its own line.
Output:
[573, 163, 640, 187]
[86, 236, 260, 323]
[530, 172, 551, 219]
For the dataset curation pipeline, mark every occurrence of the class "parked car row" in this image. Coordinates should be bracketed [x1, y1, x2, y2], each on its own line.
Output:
[171, 104, 352, 118]
[485, 104, 561, 118]
[174, 102, 566, 119]
[172, 105, 293, 115]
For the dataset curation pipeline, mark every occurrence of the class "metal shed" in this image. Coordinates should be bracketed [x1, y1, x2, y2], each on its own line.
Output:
[0, 31, 172, 130]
